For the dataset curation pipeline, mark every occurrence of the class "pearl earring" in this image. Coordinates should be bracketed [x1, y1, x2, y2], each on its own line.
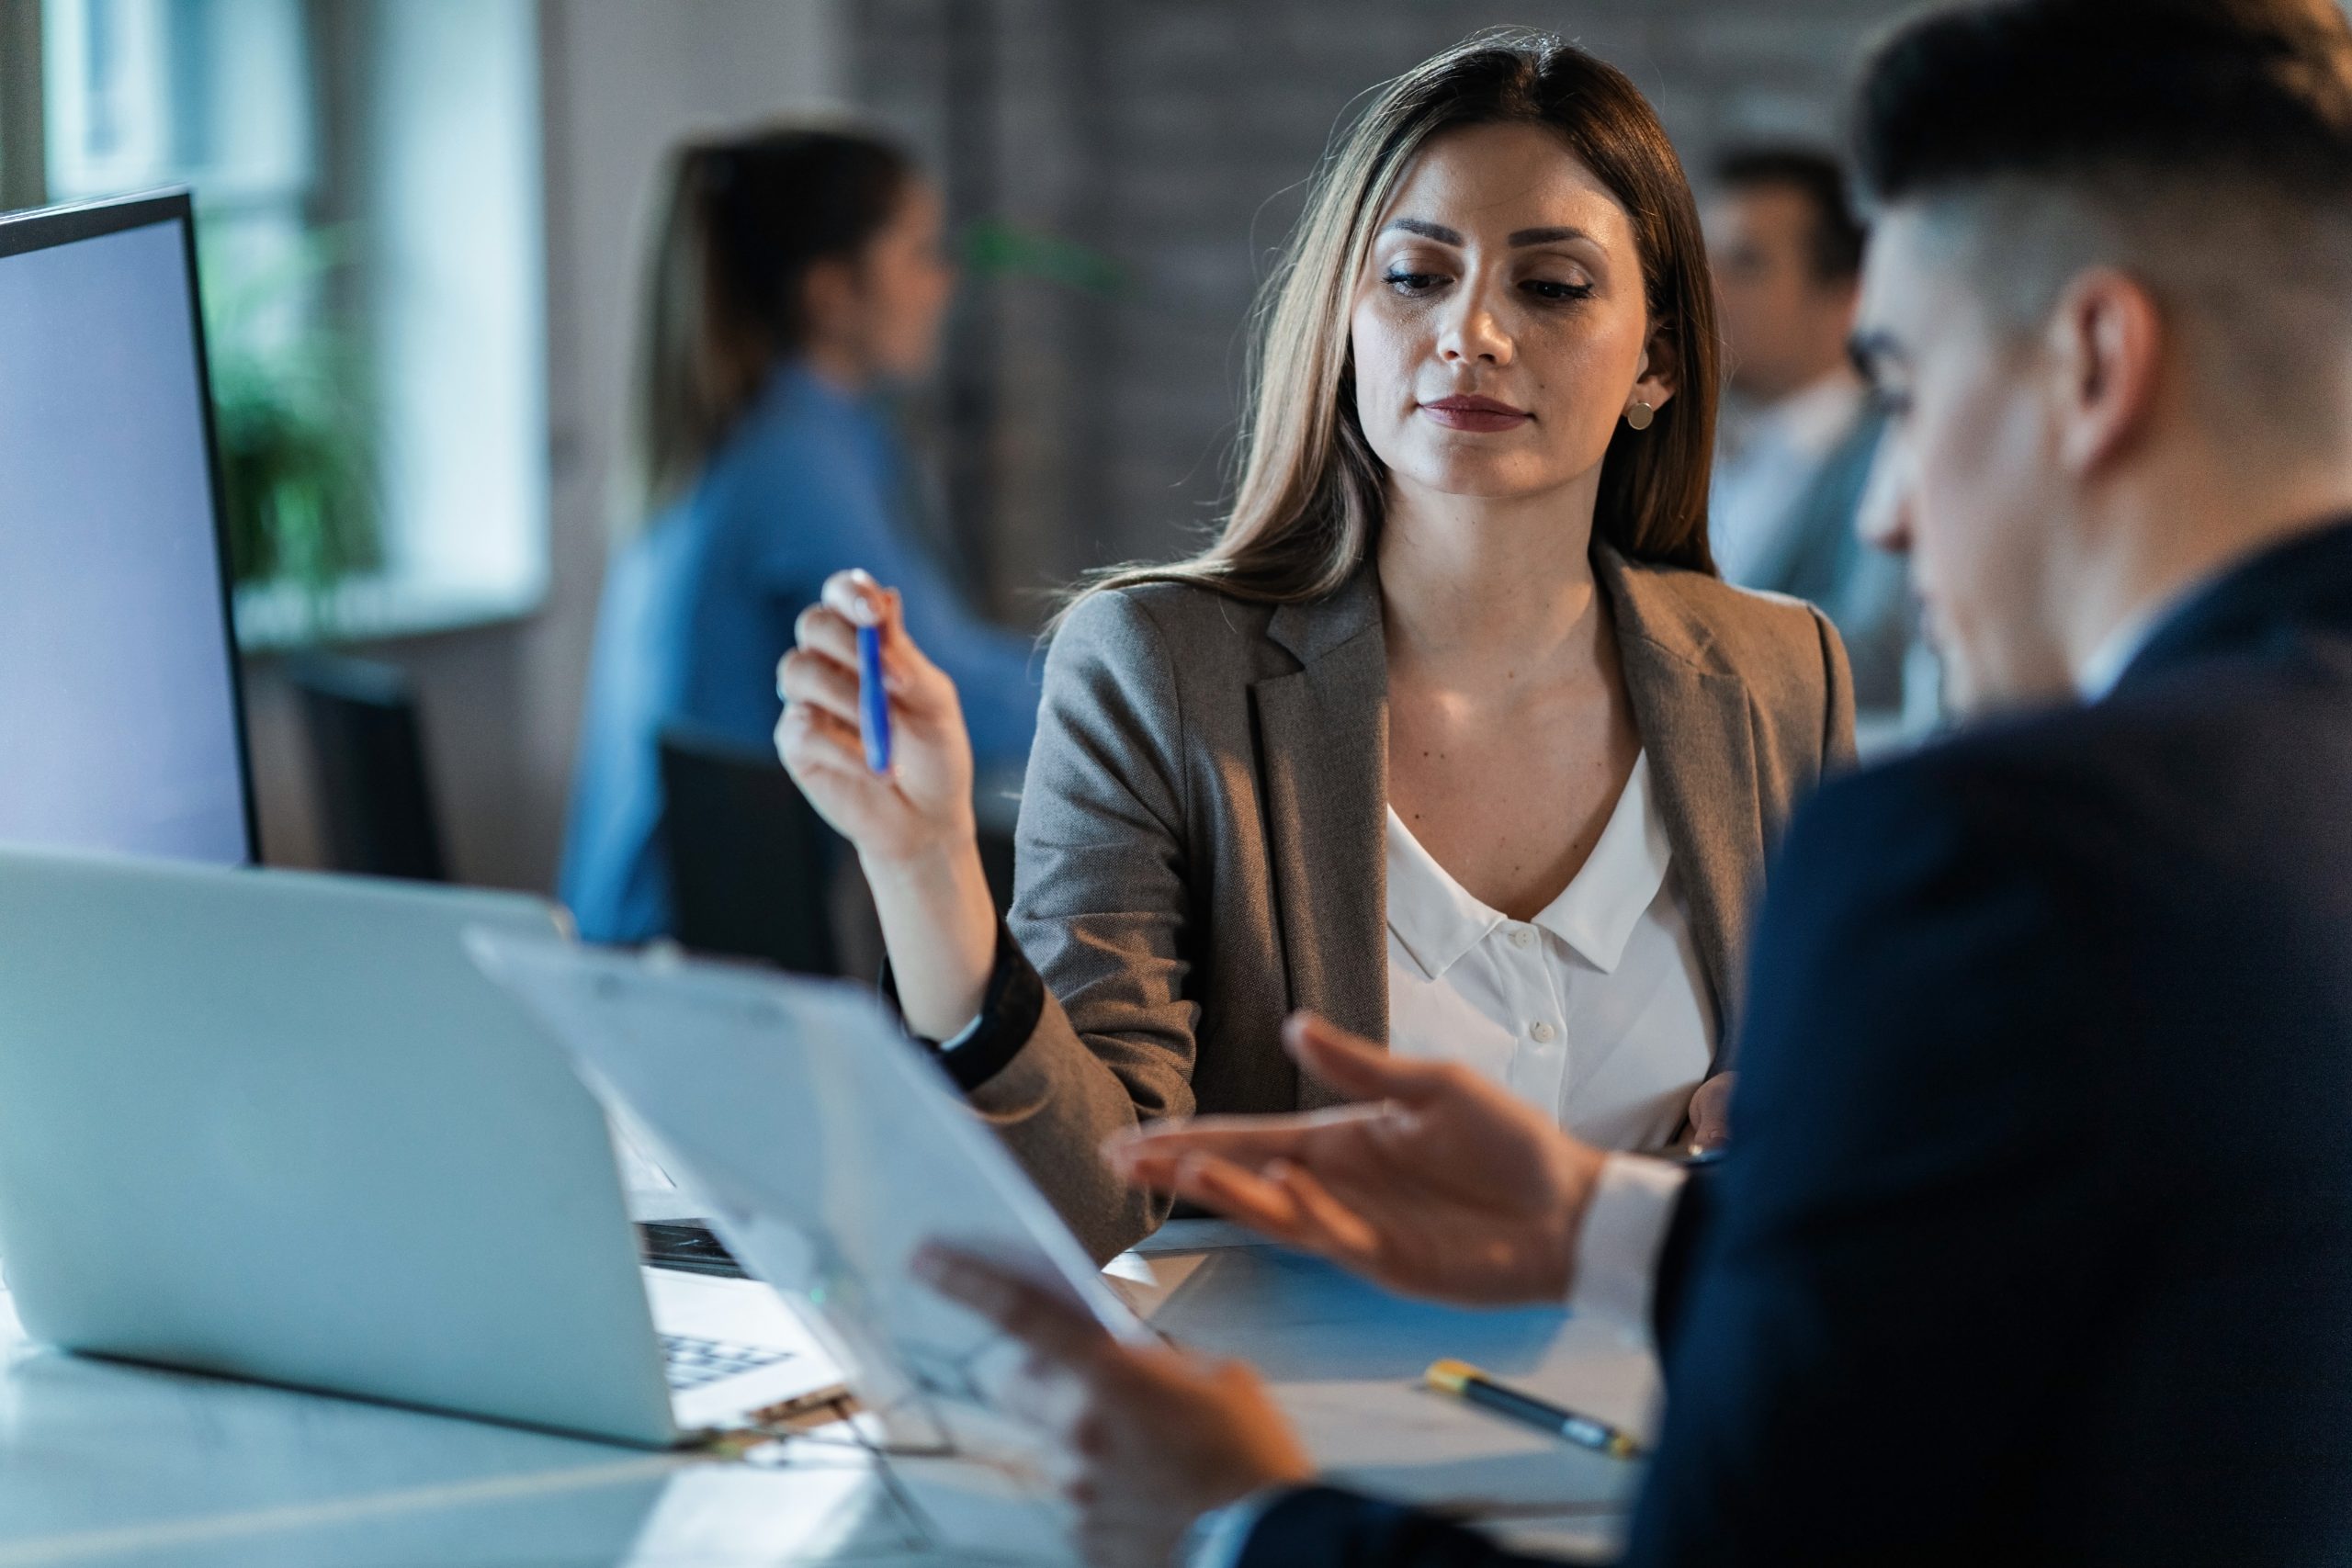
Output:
[1625, 400, 1656, 432]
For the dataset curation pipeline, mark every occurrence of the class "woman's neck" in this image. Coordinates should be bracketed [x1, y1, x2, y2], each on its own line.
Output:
[1376, 476, 1605, 682]
[802, 340, 873, 397]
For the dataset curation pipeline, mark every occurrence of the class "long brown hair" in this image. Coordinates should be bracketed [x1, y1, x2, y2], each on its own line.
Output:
[627, 122, 914, 520]
[1079, 30, 1718, 611]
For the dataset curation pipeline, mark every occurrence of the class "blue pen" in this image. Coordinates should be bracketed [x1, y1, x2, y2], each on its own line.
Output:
[857, 621, 892, 773]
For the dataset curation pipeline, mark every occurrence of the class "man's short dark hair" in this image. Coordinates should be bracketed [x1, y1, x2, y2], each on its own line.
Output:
[1715, 147, 1866, 284]
[1855, 0, 2352, 209]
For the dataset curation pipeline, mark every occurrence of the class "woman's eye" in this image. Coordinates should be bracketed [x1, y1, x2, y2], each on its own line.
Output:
[1383, 270, 1444, 296]
[1523, 278, 1596, 303]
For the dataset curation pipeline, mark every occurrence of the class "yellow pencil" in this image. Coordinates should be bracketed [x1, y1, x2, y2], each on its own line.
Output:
[1424, 1358, 1644, 1461]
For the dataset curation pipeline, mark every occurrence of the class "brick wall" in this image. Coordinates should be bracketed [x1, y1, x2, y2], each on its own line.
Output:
[850, 0, 1915, 620]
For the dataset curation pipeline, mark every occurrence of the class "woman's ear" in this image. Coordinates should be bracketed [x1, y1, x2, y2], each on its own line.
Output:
[1631, 328, 1680, 414]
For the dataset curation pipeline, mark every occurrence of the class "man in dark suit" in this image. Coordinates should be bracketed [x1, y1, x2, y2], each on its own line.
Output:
[914, 2, 2352, 1563]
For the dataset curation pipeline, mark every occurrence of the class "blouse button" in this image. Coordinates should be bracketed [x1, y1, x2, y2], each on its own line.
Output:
[1509, 928, 1534, 950]
[1529, 1021, 1556, 1043]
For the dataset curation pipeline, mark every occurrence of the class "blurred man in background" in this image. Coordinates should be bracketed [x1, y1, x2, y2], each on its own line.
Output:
[1707, 149, 1917, 726]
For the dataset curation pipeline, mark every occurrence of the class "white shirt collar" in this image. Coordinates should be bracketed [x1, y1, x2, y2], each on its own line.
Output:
[2075, 578, 2206, 702]
[1385, 752, 1672, 980]
[1385, 814, 1504, 982]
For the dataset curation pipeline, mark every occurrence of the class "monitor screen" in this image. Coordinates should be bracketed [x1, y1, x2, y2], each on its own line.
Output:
[0, 193, 256, 865]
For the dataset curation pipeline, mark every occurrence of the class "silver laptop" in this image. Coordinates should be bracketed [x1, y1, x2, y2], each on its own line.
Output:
[0, 847, 843, 1446]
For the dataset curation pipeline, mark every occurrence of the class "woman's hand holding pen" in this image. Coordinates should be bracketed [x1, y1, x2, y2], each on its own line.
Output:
[776, 569, 971, 859]
[776, 569, 996, 1038]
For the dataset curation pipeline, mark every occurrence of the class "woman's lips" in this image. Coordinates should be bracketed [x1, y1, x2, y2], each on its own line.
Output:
[1419, 395, 1532, 432]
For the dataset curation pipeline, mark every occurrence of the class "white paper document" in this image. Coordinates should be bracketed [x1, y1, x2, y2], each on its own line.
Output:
[466, 930, 1145, 1461]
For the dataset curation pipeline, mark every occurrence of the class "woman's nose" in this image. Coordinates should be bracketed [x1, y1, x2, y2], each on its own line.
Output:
[1437, 290, 1514, 366]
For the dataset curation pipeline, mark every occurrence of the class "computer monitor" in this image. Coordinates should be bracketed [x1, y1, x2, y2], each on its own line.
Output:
[0, 190, 258, 865]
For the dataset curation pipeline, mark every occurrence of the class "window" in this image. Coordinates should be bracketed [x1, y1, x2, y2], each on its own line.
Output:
[36, 0, 547, 647]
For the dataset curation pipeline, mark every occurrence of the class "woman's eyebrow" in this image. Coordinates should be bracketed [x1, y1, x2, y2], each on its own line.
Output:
[1508, 225, 1593, 247]
[1381, 218, 1463, 244]
[1378, 219, 1596, 248]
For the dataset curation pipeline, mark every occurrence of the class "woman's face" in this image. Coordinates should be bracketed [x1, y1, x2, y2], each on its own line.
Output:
[809, 177, 956, 382]
[1349, 121, 1671, 505]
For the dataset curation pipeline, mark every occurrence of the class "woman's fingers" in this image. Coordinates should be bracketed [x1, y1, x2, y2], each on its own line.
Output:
[775, 699, 869, 780]
[812, 573, 921, 716]
[820, 568, 888, 629]
[786, 581, 942, 754]
[843, 569, 928, 676]
[819, 569, 963, 717]
[793, 601, 859, 664]
[776, 648, 860, 724]
[820, 570, 920, 684]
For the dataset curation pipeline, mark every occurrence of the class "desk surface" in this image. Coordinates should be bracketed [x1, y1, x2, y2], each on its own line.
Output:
[0, 1222, 1652, 1566]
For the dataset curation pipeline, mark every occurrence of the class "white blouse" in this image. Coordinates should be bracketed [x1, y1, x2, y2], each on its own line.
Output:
[1385, 751, 1717, 1150]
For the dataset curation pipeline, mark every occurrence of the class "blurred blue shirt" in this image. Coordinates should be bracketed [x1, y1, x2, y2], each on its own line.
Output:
[560, 361, 1040, 942]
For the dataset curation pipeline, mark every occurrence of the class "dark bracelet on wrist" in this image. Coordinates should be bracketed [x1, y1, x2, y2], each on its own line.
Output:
[883, 915, 1044, 1093]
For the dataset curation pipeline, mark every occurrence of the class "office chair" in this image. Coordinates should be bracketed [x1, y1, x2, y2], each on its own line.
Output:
[658, 725, 847, 976]
[286, 653, 450, 883]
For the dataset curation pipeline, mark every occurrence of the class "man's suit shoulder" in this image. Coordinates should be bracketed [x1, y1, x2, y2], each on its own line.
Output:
[1801, 658, 2332, 870]
[1773, 704, 2140, 919]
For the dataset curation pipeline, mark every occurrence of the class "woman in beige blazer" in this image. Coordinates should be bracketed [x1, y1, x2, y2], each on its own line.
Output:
[777, 34, 1854, 1261]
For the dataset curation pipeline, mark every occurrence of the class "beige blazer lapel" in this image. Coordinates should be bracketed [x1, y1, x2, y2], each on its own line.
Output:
[1596, 545, 1764, 1063]
[1253, 571, 1389, 1111]
[1245, 552, 1766, 1101]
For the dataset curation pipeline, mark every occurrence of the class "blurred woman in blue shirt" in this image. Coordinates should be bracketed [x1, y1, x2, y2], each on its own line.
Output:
[562, 125, 1039, 942]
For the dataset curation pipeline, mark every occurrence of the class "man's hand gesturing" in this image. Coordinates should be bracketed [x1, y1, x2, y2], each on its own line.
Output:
[1106, 1013, 1606, 1307]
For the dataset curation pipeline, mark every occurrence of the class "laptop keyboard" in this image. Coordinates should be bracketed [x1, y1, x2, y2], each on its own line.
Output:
[660, 1333, 798, 1393]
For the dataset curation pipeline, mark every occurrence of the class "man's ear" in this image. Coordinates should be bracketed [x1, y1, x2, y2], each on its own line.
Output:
[2047, 268, 2165, 476]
